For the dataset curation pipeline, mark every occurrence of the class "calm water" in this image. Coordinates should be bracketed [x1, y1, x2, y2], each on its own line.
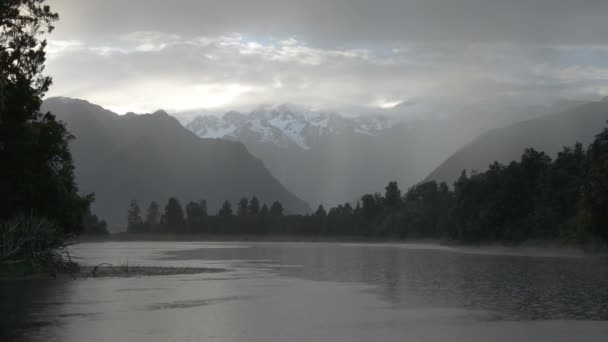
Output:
[1, 242, 608, 341]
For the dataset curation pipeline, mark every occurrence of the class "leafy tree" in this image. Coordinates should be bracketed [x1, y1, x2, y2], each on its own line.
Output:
[343, 203, 354, 216]
[116, 125, 608, 245]
[218, 200, 233, 217]
[361, 194, 382, 222]
[249, 197, 260, 216]
[144, 201, 160, 228]
[186, 201, 205, 229]
[314, 205, 327, 218]
[260, 204, 269, 216]
[582, 125, 608, 241]
[0, 0, 91, 234]
[82, 211, 109, 236]
[270, 201, 284, 216]
[127, 200, 143, 232]
[237, 197, 249, 217]
[164, 197, 185, 229]
[384, 181, 402, 208]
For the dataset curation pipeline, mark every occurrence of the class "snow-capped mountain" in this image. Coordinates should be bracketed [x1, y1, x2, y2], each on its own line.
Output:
[181, 102, 557, 209]
[186, 104, 396, 150]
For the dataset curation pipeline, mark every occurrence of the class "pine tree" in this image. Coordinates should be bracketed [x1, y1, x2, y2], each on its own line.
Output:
[249, 196, 260, 216]
[314, 205, 327, 217]
[144, 201, 160, 229]
[164, 197, 185, 229]
[237, 197, 249, 217]
[127, 200, 143, 232]
[384, 181, 402, 208]
[218, 200, 233, 217]
[186, 201, 205, 229]
[582, 124, 608, 241]
[270, 201, 284, 216]
[260, 204, 269, 216]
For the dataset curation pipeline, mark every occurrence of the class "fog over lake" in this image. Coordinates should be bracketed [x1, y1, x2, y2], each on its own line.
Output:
[2, 242, 607, 341]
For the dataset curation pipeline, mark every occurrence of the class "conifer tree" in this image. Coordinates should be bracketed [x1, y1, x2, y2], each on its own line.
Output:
[127, 200, 143, 232]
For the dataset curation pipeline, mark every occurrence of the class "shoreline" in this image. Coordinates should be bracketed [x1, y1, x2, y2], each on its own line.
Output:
[76, 233, 608, 257]
[0, 265, 228, 280]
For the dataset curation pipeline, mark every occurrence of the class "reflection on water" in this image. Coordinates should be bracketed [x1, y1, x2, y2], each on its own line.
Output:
[163, 243, 608, 320]
[1, 242, 608, 342]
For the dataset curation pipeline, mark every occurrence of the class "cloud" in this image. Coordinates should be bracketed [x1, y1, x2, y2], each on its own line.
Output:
[43, 0, 608, 113]
[48, 0, 608, 45]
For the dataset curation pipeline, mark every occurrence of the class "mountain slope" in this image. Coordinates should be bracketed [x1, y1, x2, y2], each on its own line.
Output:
[42, 97, 310, 229]
[184, 104, 547, 207]
[426, 100, 608, 185]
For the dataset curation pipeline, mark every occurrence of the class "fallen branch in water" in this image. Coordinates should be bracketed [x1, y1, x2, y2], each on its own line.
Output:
[91, 263, 112, 277]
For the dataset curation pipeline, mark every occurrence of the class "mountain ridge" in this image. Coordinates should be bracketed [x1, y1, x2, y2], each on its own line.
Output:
[425, 100, 608, 185]
[42, 97, 311, 229]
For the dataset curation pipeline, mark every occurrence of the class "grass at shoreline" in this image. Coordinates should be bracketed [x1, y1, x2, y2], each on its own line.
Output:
[1, 216, 80, 278]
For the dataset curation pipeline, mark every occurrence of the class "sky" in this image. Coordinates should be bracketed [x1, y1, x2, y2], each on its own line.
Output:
[45, 0, 608, 115]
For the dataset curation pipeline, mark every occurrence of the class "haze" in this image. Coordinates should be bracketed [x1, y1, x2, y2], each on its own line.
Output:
[46, 0, 608, 115]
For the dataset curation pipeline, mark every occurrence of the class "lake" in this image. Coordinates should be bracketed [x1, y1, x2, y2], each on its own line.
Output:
[1, 241, 607, 341]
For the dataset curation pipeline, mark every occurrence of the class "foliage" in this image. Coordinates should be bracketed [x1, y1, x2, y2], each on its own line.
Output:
[126, 200, 143, 233]
[218, 200, 233, 217]
[125, 125, 608, 246]
[0, 0, 91, 234]
[163, 197, 185, 230]
[144, 201, 160, 228]
[82, 211, 109, 236]
[0, 215, 77, 273]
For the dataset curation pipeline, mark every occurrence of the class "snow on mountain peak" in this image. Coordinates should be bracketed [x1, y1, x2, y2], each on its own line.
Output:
[185, 105, 398, 149]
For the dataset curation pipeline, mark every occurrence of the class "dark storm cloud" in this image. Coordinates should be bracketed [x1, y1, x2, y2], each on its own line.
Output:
[49, 0, 608, 45]
[44, 0, 608, 113]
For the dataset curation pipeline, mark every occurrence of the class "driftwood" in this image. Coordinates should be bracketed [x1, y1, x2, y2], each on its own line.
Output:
[91, 263, 112, 277]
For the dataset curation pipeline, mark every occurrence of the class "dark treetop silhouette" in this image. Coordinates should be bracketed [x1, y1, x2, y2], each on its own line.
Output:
[126, 125, 608, 246]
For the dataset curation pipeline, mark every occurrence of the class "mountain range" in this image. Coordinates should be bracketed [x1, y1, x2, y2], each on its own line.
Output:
[183, 103, 569, 207]
[42, 97, 310, 229]
[426, 98, 608, 185]
[42, 96, 608, 229]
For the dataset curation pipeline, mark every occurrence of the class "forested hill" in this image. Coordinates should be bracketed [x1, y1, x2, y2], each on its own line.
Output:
[124, 124, 608, 246]
[426, 99, 608, 185]
[41, 97, 310, 229]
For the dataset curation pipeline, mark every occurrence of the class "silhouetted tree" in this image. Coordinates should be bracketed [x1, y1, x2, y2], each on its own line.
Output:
[260, 204, 269, 216]
[314, 205, 327, 218]
[384, 181, 402, 208]
[82, 211, 109, 236]
[361, 194, 382, 222]
[144, 201, 160, 228]
[116, 125, 608, 245]
[186, 201, 205, 229]
[582, 124, 608, 241]
[0, 0, 91, 234]
[164, 197, 185, 229]
[270, 201, 284, 216]
[237, 197, 249, 217]
[127, 200, 143, 232]
[249, 197, 260, 215]
[343, 203, 354, 216]
[218, 200, 233, 217]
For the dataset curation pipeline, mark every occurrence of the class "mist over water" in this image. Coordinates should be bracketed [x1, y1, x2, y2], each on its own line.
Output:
[3, 1, 608, 341]
[2, 242, 607, 341]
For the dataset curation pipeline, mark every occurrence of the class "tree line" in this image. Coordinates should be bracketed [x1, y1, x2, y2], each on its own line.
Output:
[126, 197, 286, 234]
[125, 124, 608, 245]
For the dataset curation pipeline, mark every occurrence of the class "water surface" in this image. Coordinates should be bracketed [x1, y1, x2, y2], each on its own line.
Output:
[1, 242, 607, 341]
